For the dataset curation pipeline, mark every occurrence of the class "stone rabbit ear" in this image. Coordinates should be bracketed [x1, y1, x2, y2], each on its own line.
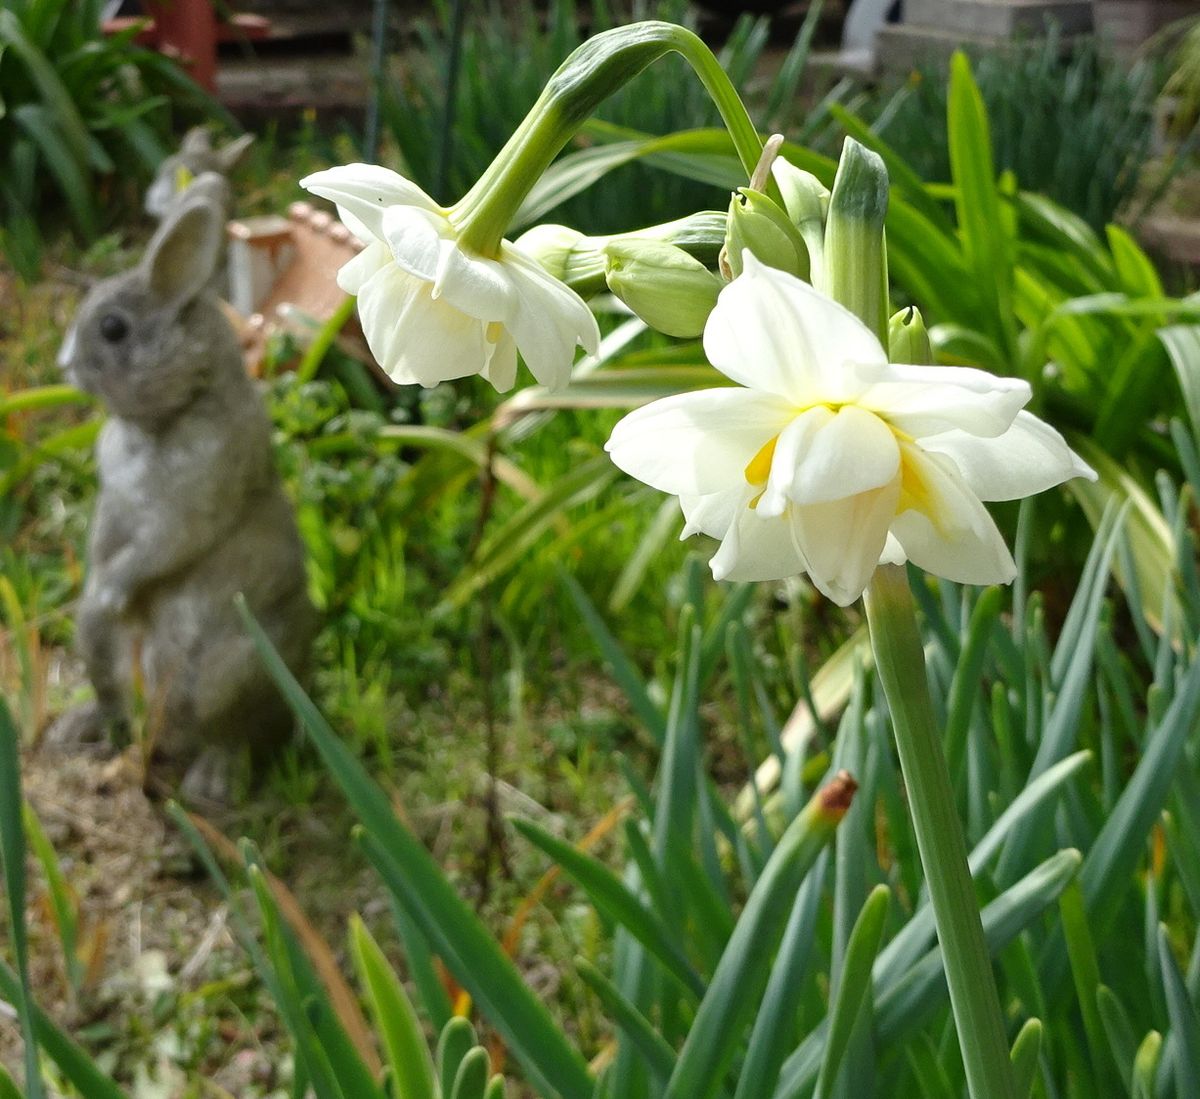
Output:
[141, 197, 224, 306]
[216, 132, 255, 172]
[180, 126, 213, 156]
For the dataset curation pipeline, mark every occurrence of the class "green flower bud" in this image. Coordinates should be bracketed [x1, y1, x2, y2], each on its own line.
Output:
[604, 238, 724, 338]
[825, 138, 889, 342]
[771, 158, 829, 285]
[513, 223, 607, 298]
[724, 187, 809, 281]
[888, 306, 932, 364]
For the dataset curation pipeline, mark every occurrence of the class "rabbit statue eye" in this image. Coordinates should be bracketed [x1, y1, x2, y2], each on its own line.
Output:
[99, 314, 129, 343]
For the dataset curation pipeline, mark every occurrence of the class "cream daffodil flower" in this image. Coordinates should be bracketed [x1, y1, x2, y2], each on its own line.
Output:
[606, 254, 1095, 606]
[300, 164, 600, 390]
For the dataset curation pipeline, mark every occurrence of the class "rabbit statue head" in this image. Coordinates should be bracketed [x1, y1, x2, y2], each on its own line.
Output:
[58, 188, 239, 424]
[144, 126, 254, 219]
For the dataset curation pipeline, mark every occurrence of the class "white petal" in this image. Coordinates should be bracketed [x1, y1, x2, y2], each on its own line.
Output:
[354, 260, 422, 378]
[680, 489, 741, 539]
[880, 533, 907, 566]
[502, 246, 601, 387]
[479, 330, 519, 393]
[857, 361, 1031, 439]
[890, 446, 1016, 585]
[335, 240, 390, 295]
[703, 252, 886, 403]
[606, 389, 796, 497]
[301, 164, 439, 240]
[920, 410, 1097, 501]
[710, 504, 809, 583]
[382, 204, 457, 286]
[759, 404, 899, 516]
[357, 263, 488, 387]
[793, 480, 901, 605]
[434, 250, 515, 321]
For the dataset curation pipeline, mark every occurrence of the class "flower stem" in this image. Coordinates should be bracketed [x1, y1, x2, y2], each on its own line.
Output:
[864, 564, 1019, 1099]
[453, 21, 765, 256]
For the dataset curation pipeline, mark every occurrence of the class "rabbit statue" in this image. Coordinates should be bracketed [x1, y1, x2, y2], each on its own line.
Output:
[144, 126, 255, 219]
[48, 191, 317, 803]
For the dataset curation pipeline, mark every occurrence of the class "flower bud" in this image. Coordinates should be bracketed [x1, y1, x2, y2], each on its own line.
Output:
[723, 187, 809, 281]
[513, 223, 606, 298]
[604, 238, 724, 339]
[825, 138, 889, 341]
[888, 306, 932, 365]
[771, 158, 829, 286]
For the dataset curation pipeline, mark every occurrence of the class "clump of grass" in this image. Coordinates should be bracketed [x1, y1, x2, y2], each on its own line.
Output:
[870, 30, 1159, 229]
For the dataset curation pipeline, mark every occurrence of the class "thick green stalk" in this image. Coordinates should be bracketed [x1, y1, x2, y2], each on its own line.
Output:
[865, 566, 1019, 1099]
[452, 21, 764, 255]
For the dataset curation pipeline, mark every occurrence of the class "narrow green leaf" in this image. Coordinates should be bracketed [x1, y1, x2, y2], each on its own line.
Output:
[0, 1062, 21, 1099]
[350, 917, 437, 1099]
[237, 598, 593, 1099]
[575, 958, 676, 1084]
[438, 1018, 478, 1099]
[1059, 881, 1113, 1095]
[947, 50, 1016, 361]
[1009, 1018, 1042, 1099]
[1158, 924, 1200, 1089]
[451, 1048, 490, 1099]
[0, 700, 44, 1099]
[560, 569, 665, 743]
[1096, 985, 1138, 1089]
[774, 849, 1082, 1099]
[511, 816, 703, 996]
[1130, 1032, 1161, 1099]
[733, 851, 829, 1099]
[663, 774, 853, 1099]
[22, 802, 82, 993]
[813, 885, 890, 1099]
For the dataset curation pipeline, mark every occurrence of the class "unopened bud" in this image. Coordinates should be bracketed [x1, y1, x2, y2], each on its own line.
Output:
[604, 238, 724, 339]
[888, 306, 932, 365]
[723, 187, 809, 281]
[771, 158, 829, 287]
[513, 223, 605, 297]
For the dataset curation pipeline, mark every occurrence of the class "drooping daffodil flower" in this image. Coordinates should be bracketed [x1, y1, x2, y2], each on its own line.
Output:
[300, 164, 600, 390]
[606, 254, 1096, 606]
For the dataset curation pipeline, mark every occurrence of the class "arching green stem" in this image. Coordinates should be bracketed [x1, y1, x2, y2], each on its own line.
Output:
[452, 21, 765, 257]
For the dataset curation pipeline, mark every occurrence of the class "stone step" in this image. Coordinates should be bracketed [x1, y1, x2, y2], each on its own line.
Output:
[874, 20, 1085, 69]
[902, 0, 1093, 37]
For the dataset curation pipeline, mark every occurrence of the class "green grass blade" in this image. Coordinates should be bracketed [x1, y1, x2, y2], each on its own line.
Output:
[576, 958, 676, 1084]
[1059, 881, 1113, 1096]
[774, 849, 1082, 1099]
[349, 916, 437, 1099]
[21, 802, 82, 994]
[813, 885, 890, 1099]
[560, 569, 665, 744]
[235, 598, 594, 1099]
[1158, 924, 1200, 1091]
[437, 1018, 478, 1099]
[732, 851, 829, 1099]
[663, 775, 854, 1099]
[1097, 985, 1139, 1090]
[450, 1048, 490, 1099]
[0, 699, 43, 1099]
[0, 958, 128, 1099]
[1009, 1018, 1042, 1099]
[511, 816, 704, 997]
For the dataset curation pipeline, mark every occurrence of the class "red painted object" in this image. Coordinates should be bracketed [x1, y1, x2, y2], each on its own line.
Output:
[103, 1, 269, 94]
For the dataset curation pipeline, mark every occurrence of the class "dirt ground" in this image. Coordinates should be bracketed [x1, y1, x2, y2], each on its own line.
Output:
[4, 743, 388, 1098]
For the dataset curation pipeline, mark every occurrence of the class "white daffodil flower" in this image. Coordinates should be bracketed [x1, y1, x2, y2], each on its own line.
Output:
[606, 254, 1095, 606]
[300, 164, 600, 390]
